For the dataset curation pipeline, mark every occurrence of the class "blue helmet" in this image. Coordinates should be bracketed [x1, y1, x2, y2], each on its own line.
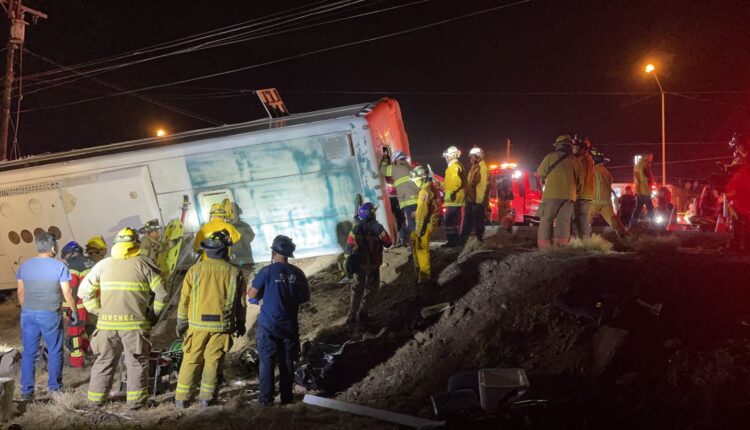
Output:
[357, 202, 376, 221]
[391, 151, 408, 163]
[61, 241, 83, 258]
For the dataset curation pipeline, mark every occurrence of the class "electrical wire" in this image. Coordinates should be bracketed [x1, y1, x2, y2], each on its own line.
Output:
[21, 0, 361, 82]
[670, 92, 749, 110]
[19, 0, 375, 93]
[606, 156, 732, 169]
[24, 48, 223, 125]
[21, 0, 533, 113]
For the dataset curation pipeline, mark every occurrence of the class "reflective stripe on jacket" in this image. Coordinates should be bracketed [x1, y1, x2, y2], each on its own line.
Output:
[381, 162, 419, 208]
[178, 258, 245, 332]
[79, 255, 167, 330]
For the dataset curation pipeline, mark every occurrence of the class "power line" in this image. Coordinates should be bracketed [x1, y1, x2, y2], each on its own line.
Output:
[19, 0, 378, 94]
[21, 0, 533, 113]
[24, 49, 223, 125]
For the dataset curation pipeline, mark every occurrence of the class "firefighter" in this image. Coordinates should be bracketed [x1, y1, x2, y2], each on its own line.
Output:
[536, 135, 582, 247]
[630, 153, 656, 228]
[248, 235, 310, 406]
[410, 165, 441, 283]
[138, 219, 161, 261]
[78, 227, 168, 409]
[85, 236, 107, 263]
[344, 202, 392, 324]
[194, 203, 241, 255]
[572, 137, 595, 239]
[441, 146, 466, 247]
[174, 230, 246, 409]
[589, 149, 627, 238]
[380, 150, 419, 245]
[461, 146, 490, 243]
[618, 186, 637, 226]
[61, 241, 94, 368]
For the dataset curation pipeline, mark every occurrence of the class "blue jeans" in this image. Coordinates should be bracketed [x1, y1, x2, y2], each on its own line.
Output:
[256, 323, 298, 405]
[21, 309, 64, 395]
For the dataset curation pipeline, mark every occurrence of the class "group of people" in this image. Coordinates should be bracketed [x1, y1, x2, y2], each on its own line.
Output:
[16, 203, 310, 410]
[535, 135, 666, 247]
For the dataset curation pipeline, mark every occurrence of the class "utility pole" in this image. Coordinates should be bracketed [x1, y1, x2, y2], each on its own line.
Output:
[0, 0, 46, 162]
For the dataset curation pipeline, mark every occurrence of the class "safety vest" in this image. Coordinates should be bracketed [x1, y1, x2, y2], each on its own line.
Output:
[465, 160, 489, 205]
[63, 254, 94, 308]
[415, 183, 441, 235]
[345, 220, 392, 269]
[79, 255, 167, 331]
[177, 258, 243, 332]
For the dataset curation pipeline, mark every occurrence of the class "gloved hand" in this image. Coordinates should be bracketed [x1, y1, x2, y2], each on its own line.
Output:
[175, 318, 189, 338]
[233, 324, 246, 339]
[248, 298, 259, 305]
[69, 310, 82, 327]
[147, 311, 160, 326]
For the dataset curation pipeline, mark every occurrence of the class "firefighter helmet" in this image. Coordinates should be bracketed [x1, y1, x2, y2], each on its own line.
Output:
[209, 203, 227, 218]
[200, 230, 231, 251]
[357, 202, 377, 221]
[442, 146, 461, 159]
[409, 165, 428, 183]
[86, 236, 107, 250]
[61, 241, 83, 259]
[391, 151, 408, 163]
[114, 227, 140, 245]
[574, 136, 592, 151]
[271, 235, 296, 258]
[469, 146, 484, 157]
[138, 218, 160, 234]
[553, 135, 574, 150]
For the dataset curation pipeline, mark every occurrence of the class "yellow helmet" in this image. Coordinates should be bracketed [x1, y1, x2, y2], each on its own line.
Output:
[113, 227, 140, 245]
[86, 236, 107, 250]
[209, 203, 227, 218]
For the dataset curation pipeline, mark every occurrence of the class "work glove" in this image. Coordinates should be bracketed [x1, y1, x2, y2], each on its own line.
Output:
[248, 297, 259, 305]
[175, 318, 189, 338]
[69, 310, 82, 327]
[147, 311, 160, 326]
[233, 324, 246, 339]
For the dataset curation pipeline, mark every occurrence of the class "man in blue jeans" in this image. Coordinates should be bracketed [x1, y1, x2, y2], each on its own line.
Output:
[16, 232, 79, 400]
[247, 235, 309, 406]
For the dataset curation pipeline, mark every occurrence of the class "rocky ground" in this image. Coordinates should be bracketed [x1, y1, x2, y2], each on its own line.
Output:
[1, 227, 750, 429]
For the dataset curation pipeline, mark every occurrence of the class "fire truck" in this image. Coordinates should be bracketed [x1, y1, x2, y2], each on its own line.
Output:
[487, 162, 543, 227]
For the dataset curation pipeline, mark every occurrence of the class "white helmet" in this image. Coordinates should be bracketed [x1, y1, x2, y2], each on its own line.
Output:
[469, 147, 484, 157]
[442, 146, 461, 159]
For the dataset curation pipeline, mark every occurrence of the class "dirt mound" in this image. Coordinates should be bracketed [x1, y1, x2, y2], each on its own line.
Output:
[340, 244, 750, 427]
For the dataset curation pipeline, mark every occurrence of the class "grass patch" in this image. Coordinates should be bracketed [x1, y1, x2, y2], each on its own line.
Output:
[538, 234, 614, 256]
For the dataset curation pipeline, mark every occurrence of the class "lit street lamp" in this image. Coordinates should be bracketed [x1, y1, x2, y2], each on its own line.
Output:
[156, 128, 167, 137]
[645, 63, 666, 186]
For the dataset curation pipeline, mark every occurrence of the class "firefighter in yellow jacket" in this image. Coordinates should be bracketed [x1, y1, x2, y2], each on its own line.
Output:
[78, 227, 168, 409]
[441, 146, 466, 247]
[461, 146, 490, 243]
[194, 203, 242, 255]
[629, 153, 656, 228]
[572, 137, 596, 239]
[175, 230, 246, 409]
[536, 135, 583, 247]
[410, 166, 441, 284]
[589, 148, 627, 238]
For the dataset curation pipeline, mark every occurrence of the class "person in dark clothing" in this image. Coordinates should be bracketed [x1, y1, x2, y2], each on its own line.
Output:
[344, 203, 392, 324]
[618, 186, 637, 226]
[248, 235, 310, 406]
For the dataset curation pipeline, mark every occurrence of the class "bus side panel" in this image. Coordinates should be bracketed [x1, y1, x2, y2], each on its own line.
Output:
[186, 132, 362, 262]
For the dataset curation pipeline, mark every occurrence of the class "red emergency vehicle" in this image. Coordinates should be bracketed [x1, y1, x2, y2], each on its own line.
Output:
[487, 162, 543, 226]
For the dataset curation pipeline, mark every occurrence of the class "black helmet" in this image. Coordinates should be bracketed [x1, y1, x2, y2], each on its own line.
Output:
[590, 147, 608, 164]
[200, 230, 231, 251]
[271, 235, 296, 258]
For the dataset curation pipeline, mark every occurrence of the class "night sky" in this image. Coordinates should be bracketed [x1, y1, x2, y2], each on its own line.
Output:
[6, 0, 750, 182]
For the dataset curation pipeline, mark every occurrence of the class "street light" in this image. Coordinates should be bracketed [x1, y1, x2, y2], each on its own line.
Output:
[155, 128, 167, 137]
[645, 63, 666, 186]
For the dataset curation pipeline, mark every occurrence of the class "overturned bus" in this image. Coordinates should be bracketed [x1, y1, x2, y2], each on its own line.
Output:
[0, 98, 410, 290]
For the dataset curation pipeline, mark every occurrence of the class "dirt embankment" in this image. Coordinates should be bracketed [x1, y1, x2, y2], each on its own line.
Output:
[341, 244, 750, 428]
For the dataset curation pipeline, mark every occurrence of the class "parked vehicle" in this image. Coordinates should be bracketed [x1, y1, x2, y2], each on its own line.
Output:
[487, 162, 542, 227]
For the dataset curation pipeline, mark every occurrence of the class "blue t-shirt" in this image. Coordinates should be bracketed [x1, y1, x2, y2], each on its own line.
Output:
[252, 262, 310, 329]
[16, 257, 71, 311]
